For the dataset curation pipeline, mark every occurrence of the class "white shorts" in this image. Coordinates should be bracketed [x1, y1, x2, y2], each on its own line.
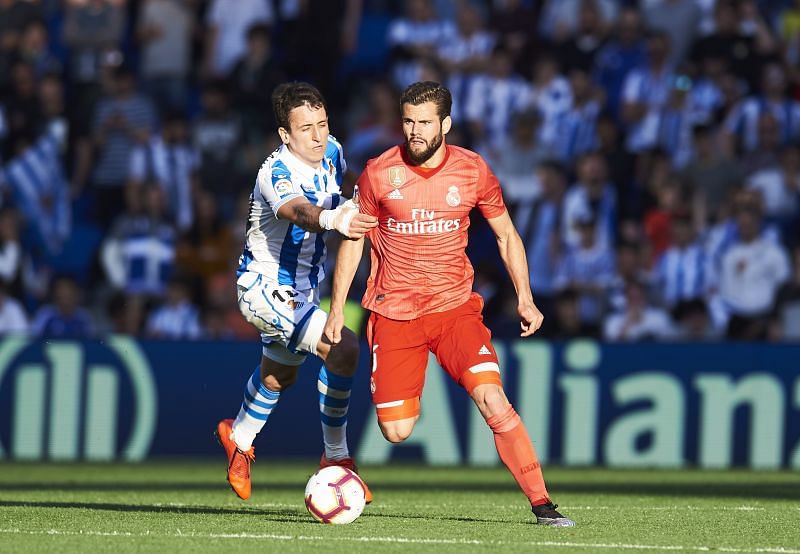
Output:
[237, 272, 328, 366]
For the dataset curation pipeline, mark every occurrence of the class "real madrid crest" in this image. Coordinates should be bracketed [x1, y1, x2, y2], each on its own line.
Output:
[388, 166, 406, 188]
[446, 185, 461, 207]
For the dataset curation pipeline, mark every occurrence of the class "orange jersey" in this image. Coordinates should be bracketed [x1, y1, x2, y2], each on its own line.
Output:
[357, 144, 506, 320]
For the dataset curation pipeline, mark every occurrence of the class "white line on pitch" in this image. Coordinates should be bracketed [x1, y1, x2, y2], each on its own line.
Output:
[1, 528, 799, 553]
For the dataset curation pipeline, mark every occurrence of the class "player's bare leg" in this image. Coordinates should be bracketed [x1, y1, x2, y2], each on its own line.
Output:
[216, 357, 297, 500]
[471, 383, 575, 527]
[316, 326, 373, 503]
[378, 416, 419, 443]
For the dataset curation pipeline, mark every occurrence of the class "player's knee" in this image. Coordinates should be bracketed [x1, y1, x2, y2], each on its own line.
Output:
[324, 329, 359, 376]
[471, 384, 509, 419]
[379, 420, 414, 443]
[262, 366, 298, 391]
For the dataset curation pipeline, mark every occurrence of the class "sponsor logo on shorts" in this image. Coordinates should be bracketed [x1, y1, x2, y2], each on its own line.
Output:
[478, 345, 492, 355]
[521, 461, 541, 474]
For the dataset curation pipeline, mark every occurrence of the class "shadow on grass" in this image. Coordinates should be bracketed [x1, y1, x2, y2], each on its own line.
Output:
[0, 480, 799, 500]
[0, 500, 517, 525]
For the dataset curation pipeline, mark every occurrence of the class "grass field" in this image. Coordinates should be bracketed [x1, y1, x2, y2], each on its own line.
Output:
[1, 461, 799, 553]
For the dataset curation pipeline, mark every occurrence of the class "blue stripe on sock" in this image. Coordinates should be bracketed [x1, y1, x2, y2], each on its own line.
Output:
[257, 384, 280, 401]
[318, 366, 353, 390]
[320, 413, 347, 427]
[244, 387, 277, 411]
[244, 405, 271, 420]
[318, 394, 350, 408]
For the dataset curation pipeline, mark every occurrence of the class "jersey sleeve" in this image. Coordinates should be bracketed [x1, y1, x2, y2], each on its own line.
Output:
[355, 167, 379, 218]
[327, 135, 347, 183]
[257, 161, 302, 218]
[476, 156, 506, 219]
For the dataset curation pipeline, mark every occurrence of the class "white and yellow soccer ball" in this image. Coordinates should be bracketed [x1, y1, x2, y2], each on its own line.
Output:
[304, 466, 367, 524]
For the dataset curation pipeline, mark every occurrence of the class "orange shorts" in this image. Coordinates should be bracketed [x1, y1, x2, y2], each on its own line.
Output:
[366, 293, 502, 422]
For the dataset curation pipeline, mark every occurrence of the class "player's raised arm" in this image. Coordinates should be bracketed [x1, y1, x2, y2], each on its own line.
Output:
[486, 210, 544, 337]
[275, 197, 377, 239]
[323, 236, 366, 344]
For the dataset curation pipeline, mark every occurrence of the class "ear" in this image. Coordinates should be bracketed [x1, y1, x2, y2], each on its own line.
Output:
[278, 127, 289, 144]
[441, 115, 452, 135]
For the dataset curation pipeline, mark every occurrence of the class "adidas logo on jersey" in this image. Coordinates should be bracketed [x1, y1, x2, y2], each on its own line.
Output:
[388, 189, 404, 200]
[478, 345, 492, 355]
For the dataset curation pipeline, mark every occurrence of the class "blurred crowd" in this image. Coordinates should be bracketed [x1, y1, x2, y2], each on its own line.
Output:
[1, 0, 800, 343]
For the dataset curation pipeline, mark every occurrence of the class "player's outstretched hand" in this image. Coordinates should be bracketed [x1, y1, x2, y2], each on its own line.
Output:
[345, 212, 379, 239]
[518, 301, 544, 337]
[324, 311, 346, 344]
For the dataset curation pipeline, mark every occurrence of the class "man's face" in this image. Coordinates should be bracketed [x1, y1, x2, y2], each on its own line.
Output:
[402, 101, 448, 165]
[281, 103, 329, 167]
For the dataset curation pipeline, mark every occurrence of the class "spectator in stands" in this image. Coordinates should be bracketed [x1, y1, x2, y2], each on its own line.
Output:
[681, 124, 743, 225]
[607, 240, 654, 313]
[63, 0, 126, 128]
[145, 276, 202, 339]
[228, 23, 285, 139]
[722, 63, 800, 156]
[746, 142, 800, 247]
[203, 0, 273, 78]
[101, 183, 176, 298]
[345, 80, 403, 175]
[128, 110, 198, 231]
[32, 275, 94, 338]
[0, 279, 28, 334]
[529, 53, 572, 152]
[438, 3, 495, 125]
[672, 298, 718, 341]
[688, 54, 728, 126]
[136, 0, 194, 113]
[657, 72, 695, 169]
[105, 291, 147, 335]
[718, 193, 791, 339]
[554, 210, 616, 327]
[555, 0, 607, 73]
[770, 246, 800, 341]
[644, 0, 701, 67]
[621, 30, 675, 154]
[19, 18, 61, 80]
[519, 160, 568, 322]
[603, 279, 675, 341]
[653, 211, 707, 308]
[0, 0, 44, 94]
[562, 151, 617, 249]
[0, 207, 23, 298]
[174, 187, 234, 287]
[538, 0, 617, 43]
[549, 287, 600, 339]
[484, 110, 546, 203]
[488, 0, 541, 71]
[386, 0, 454, 89]
[192, 79, 243, 218]
[593, 6, 646, 120]
[89, 64, 157, 227]
[464, 45, 532, 150]
[551, 67, 600, 163]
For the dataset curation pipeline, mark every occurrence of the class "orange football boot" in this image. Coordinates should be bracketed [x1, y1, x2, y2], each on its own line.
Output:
[320, 454, 373, 504]
[215, 419, 255, 500]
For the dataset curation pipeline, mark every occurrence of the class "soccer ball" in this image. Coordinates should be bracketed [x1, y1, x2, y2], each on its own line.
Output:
[304, 466, 367, 524]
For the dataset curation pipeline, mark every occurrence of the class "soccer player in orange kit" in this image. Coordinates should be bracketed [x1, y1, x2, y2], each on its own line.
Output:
[323, 81, 575, 526]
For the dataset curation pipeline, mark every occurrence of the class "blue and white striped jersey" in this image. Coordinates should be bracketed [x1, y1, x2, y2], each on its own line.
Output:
[654, 243, 707, 307]
[237, 135, 346, 290]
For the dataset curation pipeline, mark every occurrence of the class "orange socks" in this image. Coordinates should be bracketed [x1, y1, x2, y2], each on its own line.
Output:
[487, 404, 550, 506]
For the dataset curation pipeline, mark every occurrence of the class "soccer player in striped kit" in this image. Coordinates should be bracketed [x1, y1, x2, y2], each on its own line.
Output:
[325, 81, 575, 526]
[215, 82, 377, 501]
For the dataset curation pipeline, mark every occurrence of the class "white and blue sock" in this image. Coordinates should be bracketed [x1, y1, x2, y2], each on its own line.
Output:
[318, 365, 352, 460]
[231, 366, 280, 451]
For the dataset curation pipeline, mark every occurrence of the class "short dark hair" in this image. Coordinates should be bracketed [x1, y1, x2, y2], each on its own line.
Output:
[400, 81, 452, 121]
[271, 82, 327, 130]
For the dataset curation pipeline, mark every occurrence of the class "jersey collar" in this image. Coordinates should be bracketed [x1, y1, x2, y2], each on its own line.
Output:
[401, 144, 451, 179]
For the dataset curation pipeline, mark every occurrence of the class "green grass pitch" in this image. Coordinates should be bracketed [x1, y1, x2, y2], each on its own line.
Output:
[1, 461, 798, 553]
